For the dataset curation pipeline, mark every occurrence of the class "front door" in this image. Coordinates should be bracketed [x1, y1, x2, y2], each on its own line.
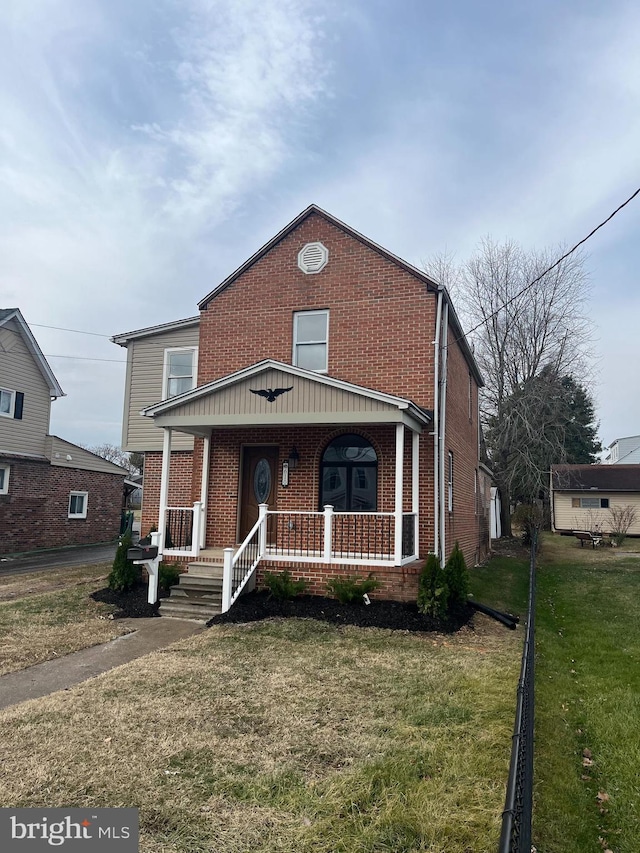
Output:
[239, 446, 278, 541]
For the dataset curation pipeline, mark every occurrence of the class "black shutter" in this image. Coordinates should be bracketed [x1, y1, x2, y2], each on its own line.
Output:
[14, 392, 24, 420]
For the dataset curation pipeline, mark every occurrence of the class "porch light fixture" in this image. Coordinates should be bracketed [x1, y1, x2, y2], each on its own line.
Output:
[288, 446, 300, 470]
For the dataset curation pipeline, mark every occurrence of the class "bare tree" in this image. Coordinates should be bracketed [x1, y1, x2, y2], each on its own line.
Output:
[608, 504, 638, 546]
[84, 443, 136, 474]
[425, 238, 595, 535]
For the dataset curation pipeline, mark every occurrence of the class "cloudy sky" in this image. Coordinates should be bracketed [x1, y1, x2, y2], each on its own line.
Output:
[1, 0, 638, 452]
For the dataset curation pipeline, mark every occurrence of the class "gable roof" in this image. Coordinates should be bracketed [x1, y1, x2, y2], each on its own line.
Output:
[0, 309, 65, 398]
[111, 316, 200, 347]
[197, 204, 483, 387]
[142, 359, 432, 433]
[552, 464, 640, 492]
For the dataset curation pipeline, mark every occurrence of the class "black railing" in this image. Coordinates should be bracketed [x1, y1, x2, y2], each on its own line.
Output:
[270, 513, 324, 557]
[402, 513, 416, 558]
[232, 531, 260, 600]
[498, 531, 536, 853]
[165, 508, 193, 551]
[332, 513, 393, 560]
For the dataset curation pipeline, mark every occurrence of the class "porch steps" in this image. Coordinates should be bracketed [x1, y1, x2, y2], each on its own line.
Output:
[159, 559, 224, 622]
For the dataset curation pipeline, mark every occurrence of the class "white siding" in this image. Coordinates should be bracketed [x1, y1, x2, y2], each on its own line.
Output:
[0, 320, 51, 456]
[122, 325, 199, 451]
[553, 492, 640, 535]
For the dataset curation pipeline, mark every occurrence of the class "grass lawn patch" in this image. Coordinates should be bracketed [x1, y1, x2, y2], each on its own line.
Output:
[533, 534, 640, 853]
[0, 564, 130, 675]
[0, 615, 521, 852]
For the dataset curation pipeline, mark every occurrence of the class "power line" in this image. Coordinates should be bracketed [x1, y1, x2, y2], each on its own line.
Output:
[460, 184, 640, 340]
[28, 322, 111, 338]
[44, 354, 126, 364]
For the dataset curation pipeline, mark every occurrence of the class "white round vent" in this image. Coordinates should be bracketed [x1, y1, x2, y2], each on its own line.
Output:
[298, 241, 328, 274]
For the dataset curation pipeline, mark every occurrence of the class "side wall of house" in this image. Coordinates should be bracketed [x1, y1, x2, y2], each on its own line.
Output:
[0, 319, 51, 457]
[121, 325, 199, 453]
[553, 492, 640, 535]
[0, 456, 124, 554]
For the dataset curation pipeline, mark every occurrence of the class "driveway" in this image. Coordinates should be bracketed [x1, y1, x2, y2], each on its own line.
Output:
[0, 543, 118, 577]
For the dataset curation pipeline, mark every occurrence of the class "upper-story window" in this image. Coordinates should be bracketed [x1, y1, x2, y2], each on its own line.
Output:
[293, 310, 328, 372]
[0, 388, 15, 418]
[163, 348, 198, 399]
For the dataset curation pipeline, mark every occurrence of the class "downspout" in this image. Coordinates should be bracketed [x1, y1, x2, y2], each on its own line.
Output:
[439, 301, 449, 566]
[433, 288, 443, 561]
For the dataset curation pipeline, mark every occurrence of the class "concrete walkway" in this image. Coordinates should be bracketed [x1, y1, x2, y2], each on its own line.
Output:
[0, 618, 204, 711]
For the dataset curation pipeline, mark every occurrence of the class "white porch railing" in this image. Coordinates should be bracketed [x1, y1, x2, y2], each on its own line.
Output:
[162, 501, 204, 558]
[220, 505, 419, 612]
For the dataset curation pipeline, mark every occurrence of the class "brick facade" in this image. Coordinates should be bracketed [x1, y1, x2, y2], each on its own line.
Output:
[0, 455, 125, 555]
[134, 209, 486, 597]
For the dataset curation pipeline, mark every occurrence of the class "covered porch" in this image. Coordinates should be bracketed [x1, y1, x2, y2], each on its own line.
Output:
[142, 360, 430, 610]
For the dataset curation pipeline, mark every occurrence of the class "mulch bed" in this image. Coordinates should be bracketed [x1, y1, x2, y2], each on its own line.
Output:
[208, 590, 473, 634]
[91, 582, 169, 619]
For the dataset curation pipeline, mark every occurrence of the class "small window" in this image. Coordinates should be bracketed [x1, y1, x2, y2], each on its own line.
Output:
[164, 348, 197, 399]
[576, 497, 609, 509]
[68, 491, 88, 519]
[0, 388, 15, 418]
[448, 452, 454, 512]
[0, 464, 9, 495]
[320, 433, 377, 511]
[293, 310, 328, 372]
[474, 468, 478, 515]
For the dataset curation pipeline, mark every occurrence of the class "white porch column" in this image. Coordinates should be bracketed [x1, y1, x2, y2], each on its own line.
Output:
[199, 432, 211, 549]
[394, 423, 404, 565]
[412, 428, 420, 556]
[158, 427, 172, 554]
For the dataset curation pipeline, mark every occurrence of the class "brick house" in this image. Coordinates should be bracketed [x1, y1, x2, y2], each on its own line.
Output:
[112, 206, 487, 611]
[0, 309, 127, 555]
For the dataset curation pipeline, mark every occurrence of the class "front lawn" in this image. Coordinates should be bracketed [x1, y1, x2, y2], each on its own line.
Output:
[533, 534, 640, 853]
[0, 613, 521, 852]
[0, 564, 130, 675]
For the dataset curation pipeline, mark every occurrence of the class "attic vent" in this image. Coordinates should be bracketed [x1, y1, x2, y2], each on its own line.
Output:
[298, 242, 328, 274]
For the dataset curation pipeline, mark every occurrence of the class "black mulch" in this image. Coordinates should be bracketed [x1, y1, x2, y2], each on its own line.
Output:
[91, 582, 170, 619]
[208, 590, 473, 634]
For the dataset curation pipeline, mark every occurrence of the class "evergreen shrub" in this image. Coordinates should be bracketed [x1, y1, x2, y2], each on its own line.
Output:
[417, 553, 449, 618]
[108, 533, 140, 592]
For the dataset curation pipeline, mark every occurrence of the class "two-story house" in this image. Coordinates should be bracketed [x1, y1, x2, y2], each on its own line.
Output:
[0, 309, 127, 555]
[113, 206, 488, 613]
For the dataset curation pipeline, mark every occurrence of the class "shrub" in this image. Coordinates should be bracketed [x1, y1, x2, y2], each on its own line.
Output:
[326, 573, 381, 604]
[263, 570, 308, 600]
[417, 553, 449, 618]
[444, 542, 469, 607]
[108, 533, 140, 592]
[159, 562, 182, 591]
[512, 503, 543, 549]
[608, 504, 638, 547]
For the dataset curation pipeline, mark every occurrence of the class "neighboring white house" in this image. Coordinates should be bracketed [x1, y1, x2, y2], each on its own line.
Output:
[550, 464, 640, 536]
[603, 435, 640, 465]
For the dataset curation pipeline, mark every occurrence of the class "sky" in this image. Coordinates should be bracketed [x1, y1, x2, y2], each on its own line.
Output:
[1, 0, 639, 452]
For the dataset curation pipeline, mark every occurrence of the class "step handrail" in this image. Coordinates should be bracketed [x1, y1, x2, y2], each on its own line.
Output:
[221, 503, 267, 612]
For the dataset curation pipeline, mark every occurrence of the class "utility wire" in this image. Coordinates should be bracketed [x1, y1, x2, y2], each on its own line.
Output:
[460, 184, 640, 340]
[44, 354, 126, 364]
[28, 322, 111, 338]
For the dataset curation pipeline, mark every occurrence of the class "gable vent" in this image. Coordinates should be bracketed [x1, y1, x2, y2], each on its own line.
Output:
[298, 242, 328, 274]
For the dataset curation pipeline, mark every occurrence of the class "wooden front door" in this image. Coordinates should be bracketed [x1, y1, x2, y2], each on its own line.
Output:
[239, 446, 278, 541]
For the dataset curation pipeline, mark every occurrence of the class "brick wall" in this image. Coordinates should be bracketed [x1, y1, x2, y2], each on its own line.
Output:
[140, 450, 194, 538]
[0, 455, 125, 555]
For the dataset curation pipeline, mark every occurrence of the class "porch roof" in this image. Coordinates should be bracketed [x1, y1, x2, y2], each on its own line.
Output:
[141, 360, 431, 435]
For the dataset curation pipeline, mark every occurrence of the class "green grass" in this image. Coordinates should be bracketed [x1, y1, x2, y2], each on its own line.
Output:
[0, 615, 521, 852]
[533, 535, 640, 853]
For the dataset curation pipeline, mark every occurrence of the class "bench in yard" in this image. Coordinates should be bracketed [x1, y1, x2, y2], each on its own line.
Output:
[573, 530, 602, 548]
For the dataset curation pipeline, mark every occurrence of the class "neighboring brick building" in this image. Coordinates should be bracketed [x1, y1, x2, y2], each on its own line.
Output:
[0, 309, 127, 555]
[113, 206, 488, 604]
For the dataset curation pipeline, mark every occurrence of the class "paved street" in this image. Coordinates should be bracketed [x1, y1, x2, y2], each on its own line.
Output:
[0, 543, 117, 576]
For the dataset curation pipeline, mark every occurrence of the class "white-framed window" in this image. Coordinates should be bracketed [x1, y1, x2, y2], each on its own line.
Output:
[68, 491, 88, 519]
[448, 451, 454, 512]
[163, 347, 198, 399]
[0, 464, 9, 495]
[572, 497, 609, 509]
[0, 388, 15, 418]
[293, 310, 328, 372]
